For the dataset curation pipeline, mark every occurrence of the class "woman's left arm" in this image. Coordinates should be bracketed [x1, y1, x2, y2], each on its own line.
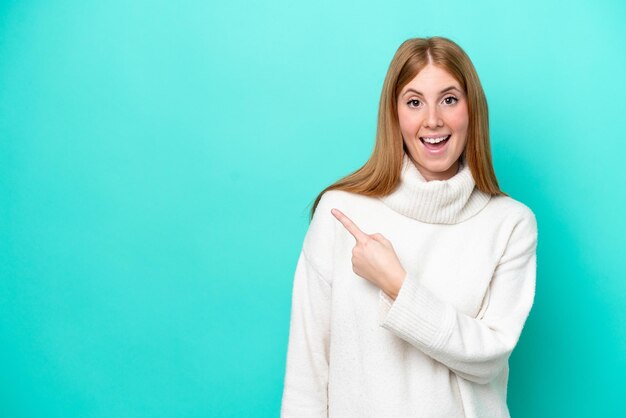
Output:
[378, 208, 538, 385]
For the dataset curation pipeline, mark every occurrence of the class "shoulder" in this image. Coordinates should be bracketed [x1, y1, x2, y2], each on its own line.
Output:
[486, 194, 537, 230]
[301, 190, 348, 278]
[487, 195, 538, 256]
[303, 189, 372, 277]
[315, 189, 366, 211]
[308, 189, 366, 233]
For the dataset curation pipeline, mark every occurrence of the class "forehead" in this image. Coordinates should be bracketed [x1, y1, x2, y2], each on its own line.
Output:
[401, 64, 461, 93]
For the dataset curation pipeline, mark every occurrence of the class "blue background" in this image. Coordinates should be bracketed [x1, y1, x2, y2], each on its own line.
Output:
[1, 0, 625, 416]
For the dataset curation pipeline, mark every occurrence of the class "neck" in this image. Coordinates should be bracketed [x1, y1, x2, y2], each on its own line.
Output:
[410, 156, 461, 181]
[378, 152, 491, 224]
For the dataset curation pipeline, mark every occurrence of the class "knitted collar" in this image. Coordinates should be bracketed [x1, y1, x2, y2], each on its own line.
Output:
[378, 152, 491, 224]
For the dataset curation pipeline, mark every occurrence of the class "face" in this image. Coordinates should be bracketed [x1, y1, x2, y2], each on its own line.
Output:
[397, 63, 469, 181]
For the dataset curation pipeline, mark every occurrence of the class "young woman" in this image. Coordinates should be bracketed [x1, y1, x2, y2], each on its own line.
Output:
[280, 36, 538, 418]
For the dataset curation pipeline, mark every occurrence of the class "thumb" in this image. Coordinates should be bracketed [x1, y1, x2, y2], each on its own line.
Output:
[370, 233, 388, 243]
[371, 233, 394, 249]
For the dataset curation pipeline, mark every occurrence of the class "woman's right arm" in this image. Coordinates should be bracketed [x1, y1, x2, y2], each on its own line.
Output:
[280, 250, 331, 418]
[281, 192, 336, 418]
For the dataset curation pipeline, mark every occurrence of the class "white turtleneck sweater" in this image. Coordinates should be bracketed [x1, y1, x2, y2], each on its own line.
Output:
[280, 153, 538, 418]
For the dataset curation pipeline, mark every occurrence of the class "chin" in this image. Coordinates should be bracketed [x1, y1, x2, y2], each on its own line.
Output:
[415, 157, 455, 172]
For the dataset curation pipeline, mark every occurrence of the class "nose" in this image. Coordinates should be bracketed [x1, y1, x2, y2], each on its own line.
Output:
[424, 105, 443, 128]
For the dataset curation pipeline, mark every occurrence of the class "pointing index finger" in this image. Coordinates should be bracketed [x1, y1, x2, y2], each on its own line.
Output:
[330, 208, 368, 242]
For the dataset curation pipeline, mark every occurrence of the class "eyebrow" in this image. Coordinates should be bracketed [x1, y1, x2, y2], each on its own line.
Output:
[402, 86, 462, 97]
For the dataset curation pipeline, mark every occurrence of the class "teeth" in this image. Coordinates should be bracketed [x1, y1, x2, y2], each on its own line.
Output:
[422, 135, 449, 144]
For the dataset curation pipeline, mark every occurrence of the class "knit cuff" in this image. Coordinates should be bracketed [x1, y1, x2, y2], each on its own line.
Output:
[378, 273, 452, 350]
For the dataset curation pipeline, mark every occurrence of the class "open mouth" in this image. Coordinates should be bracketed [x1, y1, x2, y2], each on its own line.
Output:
[420, 135, 451, 151]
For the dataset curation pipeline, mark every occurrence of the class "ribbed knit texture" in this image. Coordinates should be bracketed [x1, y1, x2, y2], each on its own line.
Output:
[378, 153, 492, 224]
[378, 277, 452, 350]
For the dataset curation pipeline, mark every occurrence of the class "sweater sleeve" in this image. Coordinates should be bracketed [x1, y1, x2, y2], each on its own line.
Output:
[281, 193, 336, 418]
[378, 208, 538, 385]
[281, 251, 331, 418]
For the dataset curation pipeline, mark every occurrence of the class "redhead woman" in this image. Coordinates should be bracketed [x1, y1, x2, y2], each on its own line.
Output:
[280, 36, 538, 418]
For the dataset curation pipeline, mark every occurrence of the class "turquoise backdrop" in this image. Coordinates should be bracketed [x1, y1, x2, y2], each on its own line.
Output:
[1, 0, 625, 417]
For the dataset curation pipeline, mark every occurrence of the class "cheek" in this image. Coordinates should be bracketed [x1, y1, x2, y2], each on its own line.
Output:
[447, 106, 469, 132]
[398, 109, 420, 133]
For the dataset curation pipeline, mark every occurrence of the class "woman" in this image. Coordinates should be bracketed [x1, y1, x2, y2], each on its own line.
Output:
[280, 36, 538, 418]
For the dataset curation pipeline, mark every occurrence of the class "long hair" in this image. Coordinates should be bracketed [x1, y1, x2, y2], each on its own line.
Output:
[309, 36, 506, 221]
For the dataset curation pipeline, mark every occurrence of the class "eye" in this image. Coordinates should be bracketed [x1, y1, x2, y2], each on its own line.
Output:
[443, 96, 458, 105]
[407, 99, 422, 108]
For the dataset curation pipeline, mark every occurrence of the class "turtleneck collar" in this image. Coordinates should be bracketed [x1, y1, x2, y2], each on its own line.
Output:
[378, 152, 491, 224]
